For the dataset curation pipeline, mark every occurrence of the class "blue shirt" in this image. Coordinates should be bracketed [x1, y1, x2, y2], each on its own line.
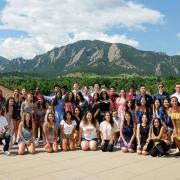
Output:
[135, 94, 153, 107]
[153, 91, 170, 103]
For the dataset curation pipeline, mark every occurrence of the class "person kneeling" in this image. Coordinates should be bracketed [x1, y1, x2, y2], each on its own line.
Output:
[61, 111, 76, 151]
[79, 112, 99, 151]
[119, 111, 137, 153]
[43, 112, 58, 153]
[136, 114, 151, 155]
[18, 112, 35, 155]
[100, 112, 118, 152]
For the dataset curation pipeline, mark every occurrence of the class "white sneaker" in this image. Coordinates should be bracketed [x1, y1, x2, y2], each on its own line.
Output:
[34, 139, 39, 146]
[4, 151, 10, 156]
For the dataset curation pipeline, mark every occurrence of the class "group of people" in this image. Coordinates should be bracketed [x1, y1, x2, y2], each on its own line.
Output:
[0, 81, 180, 157]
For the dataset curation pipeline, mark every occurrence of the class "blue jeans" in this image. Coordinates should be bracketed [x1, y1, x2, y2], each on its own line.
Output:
[0, 133, 11, 151]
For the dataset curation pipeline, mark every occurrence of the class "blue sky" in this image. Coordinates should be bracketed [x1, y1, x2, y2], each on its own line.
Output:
[0, 0, 179, 59]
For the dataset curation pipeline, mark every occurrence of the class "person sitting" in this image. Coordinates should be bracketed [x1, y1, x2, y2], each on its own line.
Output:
[0, 107, 11, 156]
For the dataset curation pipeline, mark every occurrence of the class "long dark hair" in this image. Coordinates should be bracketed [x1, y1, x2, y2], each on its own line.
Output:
[152, 118, 162, 136]
[64, 91, 75, 103]
[0, 106, 5, 116]
[153, 98, 161, 112]
[100, 91, 109, 101]
[74, 106, 82, 119]
[162, 98, 170, 114]
[0, 89, 4, 99]
[138, 96, 152, 113]
[63, 111, 73, 122]
[103, 111, 114, 127]
[125, 99, 135, 111]
[92, 92, 100, 103]
[170, 96, 180, 106]
[22, 112, 33, 132]
[76, 92, 85, 102]
[123, 111, 134, 128]
[6, 97, 15, 113]
[82, 111, 97, 127]
[46, 112, 55, 130]
[53, 91, 62, 106]
[37, 96, 46, 109]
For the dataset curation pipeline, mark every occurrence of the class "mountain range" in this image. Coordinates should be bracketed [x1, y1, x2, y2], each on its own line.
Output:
[0, 40, 180, 78]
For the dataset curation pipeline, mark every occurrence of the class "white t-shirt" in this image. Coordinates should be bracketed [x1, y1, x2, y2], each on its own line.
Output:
[83, 95, 92, 104]
[100, 121, 118, 140]
[80, 121, 99, 140]
[60, 120, 77, 135]
[0, 115, 8, 133]
[113, 117, 121, 129]
[171, 93, 180, 103]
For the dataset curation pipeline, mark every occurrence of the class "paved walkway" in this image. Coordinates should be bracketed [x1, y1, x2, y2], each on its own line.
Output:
[0, 145, 180, 180]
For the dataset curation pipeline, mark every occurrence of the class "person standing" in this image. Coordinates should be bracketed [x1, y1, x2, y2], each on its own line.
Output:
[21, 93, 34, 118]
[126, 85, 136, 101]
[171, 82, 180, 103]
[5, 97, 15, 148]
[99, 91, 110, 124]
[108, 86, 119, 112]
[12, 89, 21, 145]
[135, 85, 153, 109]
[153, 82, 170, 103]
[116, 89, 126, 120]
[91, 83, 101, 97]
[0, 90, 6, 108]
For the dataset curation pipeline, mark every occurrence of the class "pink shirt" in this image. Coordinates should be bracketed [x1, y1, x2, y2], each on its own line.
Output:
[126, 93, 136, 100]
[64, 102, 74, 113]
[116, 97, 126, 118]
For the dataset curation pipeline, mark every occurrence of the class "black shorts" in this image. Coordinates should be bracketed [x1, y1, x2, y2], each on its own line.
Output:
[81, 138, 98, 143]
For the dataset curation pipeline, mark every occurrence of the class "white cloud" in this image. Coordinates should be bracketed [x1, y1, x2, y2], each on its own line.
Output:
[71, 32, 139, 47]
[0, 0, 164, 59]
[176, 51, 180, 55]
[177, 33, 180, 38]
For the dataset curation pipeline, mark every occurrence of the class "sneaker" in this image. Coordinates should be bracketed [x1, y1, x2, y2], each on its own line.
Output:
[4, 151, 10, 156]
[34, 139, 39, 146]
[174, 152, 180, 156]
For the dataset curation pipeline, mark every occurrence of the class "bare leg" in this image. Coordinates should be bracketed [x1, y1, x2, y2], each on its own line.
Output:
[81, 141, 89, 151]
[62, 138, 68, 151]
[27, 143, 35, 154]
[121, 147, 128, 153]
[13, 120, 20, 144]
[44, 143, 53, 153]
[18, 143, 26, 155]
[89, 140, 97, 151]
[53, 142, 58, 152]
[69, 139, 75, 151]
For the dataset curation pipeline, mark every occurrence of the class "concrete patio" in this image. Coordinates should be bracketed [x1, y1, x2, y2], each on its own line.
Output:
[0, 145, 180, 180]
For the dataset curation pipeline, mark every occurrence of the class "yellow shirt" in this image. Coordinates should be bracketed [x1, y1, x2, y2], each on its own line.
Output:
[168, 108, 180, 139]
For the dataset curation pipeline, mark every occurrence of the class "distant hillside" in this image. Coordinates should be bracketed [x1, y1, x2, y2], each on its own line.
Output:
[0, 40, 180, 78]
